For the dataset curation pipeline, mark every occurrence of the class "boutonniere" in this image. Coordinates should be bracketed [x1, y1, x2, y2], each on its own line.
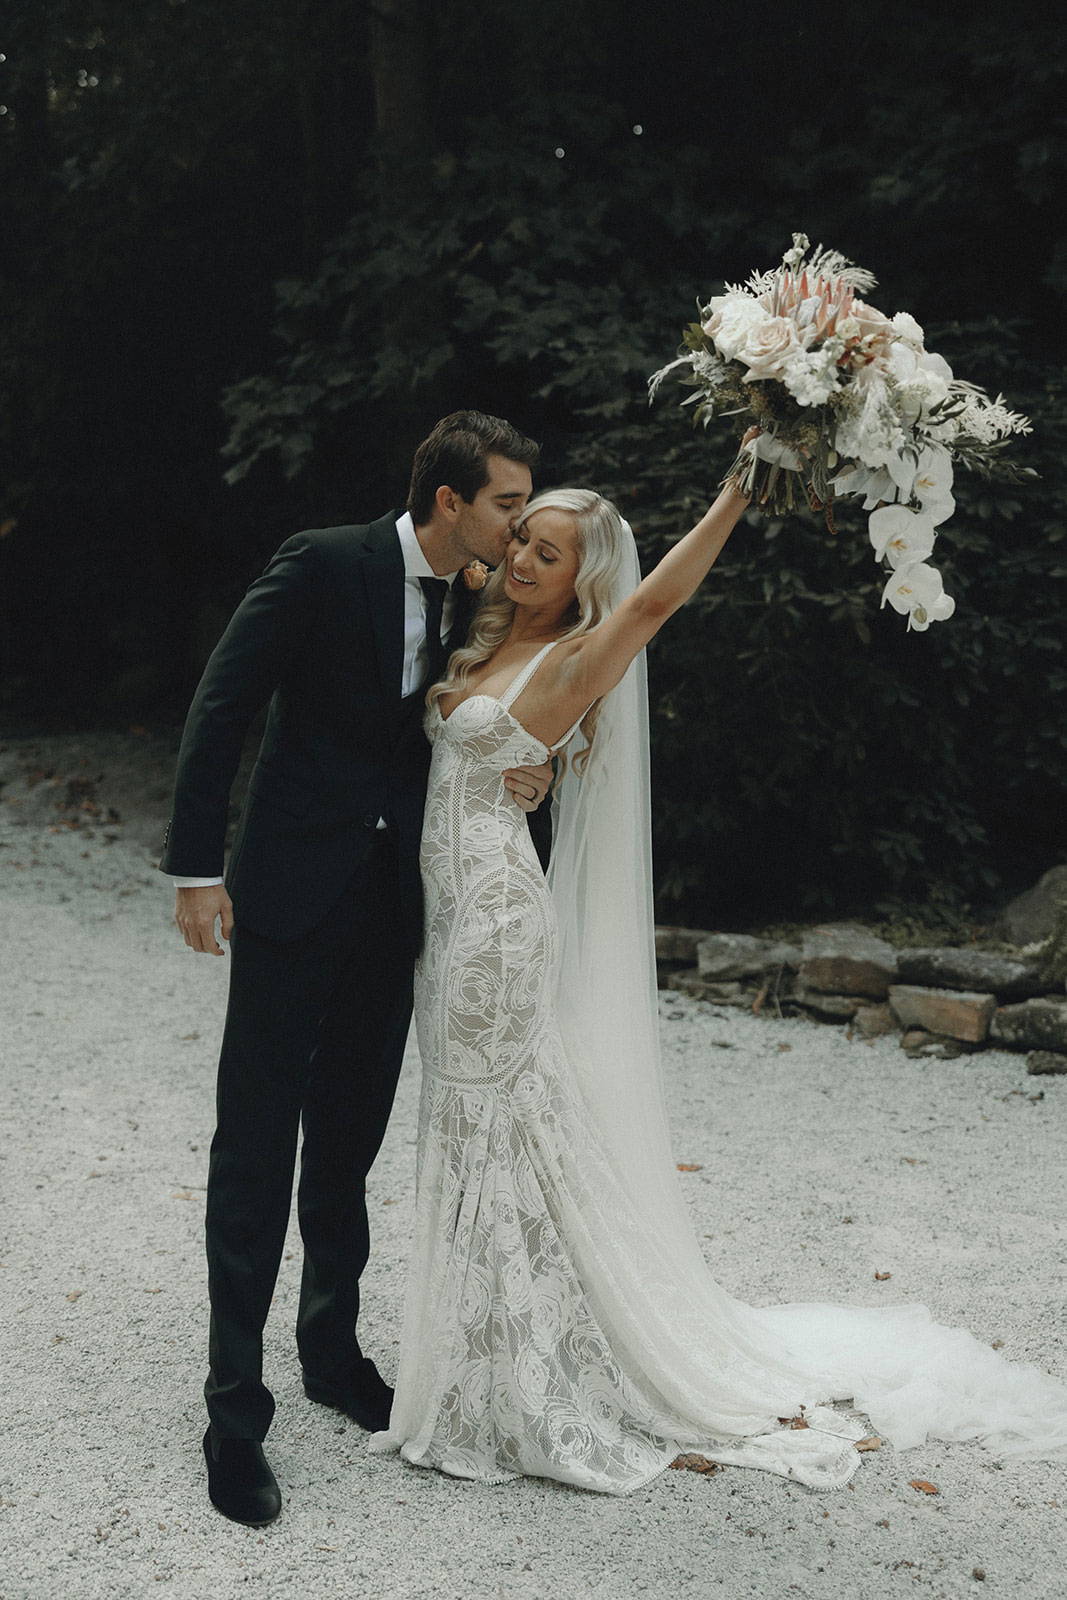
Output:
[462, 560, 491, 591]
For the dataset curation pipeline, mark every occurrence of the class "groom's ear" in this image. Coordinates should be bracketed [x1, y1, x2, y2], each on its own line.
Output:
[434, 483, 463, 522]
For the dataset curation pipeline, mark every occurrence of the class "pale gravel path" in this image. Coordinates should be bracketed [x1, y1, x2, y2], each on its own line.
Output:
[0, 741, 1065, 1600]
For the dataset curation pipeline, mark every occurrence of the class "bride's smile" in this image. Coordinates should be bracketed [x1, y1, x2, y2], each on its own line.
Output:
[504, 509, 582, 619]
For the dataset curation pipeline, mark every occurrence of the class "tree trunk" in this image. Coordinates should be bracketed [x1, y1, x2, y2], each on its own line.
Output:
[368, 0, 434, 165]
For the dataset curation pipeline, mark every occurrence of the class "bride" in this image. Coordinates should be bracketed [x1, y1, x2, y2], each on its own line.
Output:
[369, 440, 1067, 1494]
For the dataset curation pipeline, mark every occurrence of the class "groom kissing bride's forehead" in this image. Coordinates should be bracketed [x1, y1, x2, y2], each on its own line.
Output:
[162, 408, 551, 1527]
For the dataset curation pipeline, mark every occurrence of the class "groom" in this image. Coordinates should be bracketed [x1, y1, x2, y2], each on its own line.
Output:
[161, 411, 551, 1525]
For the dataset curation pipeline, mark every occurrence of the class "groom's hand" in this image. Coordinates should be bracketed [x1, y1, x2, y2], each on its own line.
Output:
[175, 885, 235, 956]
[503, 759, 553, 813]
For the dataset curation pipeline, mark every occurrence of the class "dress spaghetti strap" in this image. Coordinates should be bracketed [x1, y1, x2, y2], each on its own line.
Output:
[500, 639, 591, 752]
[499, 640, 558, 710]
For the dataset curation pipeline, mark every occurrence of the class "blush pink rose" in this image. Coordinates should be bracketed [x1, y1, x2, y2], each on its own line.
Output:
[736, 315, 802, 381]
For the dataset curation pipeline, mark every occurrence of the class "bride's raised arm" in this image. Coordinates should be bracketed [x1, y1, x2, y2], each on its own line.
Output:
[564, 433, 756, 706]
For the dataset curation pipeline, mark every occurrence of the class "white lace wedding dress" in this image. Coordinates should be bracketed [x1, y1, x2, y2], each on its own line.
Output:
[369, 642, 1067, 1494]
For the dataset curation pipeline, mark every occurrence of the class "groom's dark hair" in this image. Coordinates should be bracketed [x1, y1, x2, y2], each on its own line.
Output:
[407, 411, 540, 524]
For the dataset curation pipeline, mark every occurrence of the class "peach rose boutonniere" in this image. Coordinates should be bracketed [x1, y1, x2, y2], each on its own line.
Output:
[462, 560, 491, 591]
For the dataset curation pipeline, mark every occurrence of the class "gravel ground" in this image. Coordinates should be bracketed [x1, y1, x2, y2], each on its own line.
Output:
[1, 735, 1065, 1600]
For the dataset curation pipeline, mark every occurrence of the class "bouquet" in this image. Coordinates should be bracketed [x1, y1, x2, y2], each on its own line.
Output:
[649, 234, 1033, 630]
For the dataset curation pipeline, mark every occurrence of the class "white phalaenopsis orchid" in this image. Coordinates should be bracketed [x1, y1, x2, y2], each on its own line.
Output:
[868, 505, 937, 569]
[911, 444, 955, 525]
[831, 461, 898, 509]
[881, 562, 956, 631]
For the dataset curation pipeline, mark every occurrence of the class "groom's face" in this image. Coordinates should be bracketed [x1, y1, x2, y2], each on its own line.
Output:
[454, 454, 532, 566]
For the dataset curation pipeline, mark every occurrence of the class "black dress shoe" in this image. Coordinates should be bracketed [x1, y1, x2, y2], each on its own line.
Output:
[303, 1356, 394, 1431]
[202, 1427, 282, 1526]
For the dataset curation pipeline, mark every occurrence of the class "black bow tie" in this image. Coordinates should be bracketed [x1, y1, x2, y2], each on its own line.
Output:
[419, 576, 450, 687]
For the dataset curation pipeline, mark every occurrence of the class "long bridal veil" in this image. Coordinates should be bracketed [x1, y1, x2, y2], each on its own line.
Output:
[545, 523, 1067, 1488]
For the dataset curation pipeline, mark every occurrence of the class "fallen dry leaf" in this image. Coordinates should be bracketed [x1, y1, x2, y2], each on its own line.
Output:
[991, 1339, 1004, 1349]
[909, 1479, 939, 1495]
[874, 1271, 892, 1281]
[776, 1043, 792, 1053]
[172, 1190, 196, 1201]
[854, 1436, 882, 1451]
[670, 1453, 721, 1474]
[777, 1415, 809, 1430]
[66, 1290, 83, 1303]
[676, 1163, 703, 1172]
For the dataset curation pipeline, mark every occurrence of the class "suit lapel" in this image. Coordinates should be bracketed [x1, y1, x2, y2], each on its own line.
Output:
[358, 510, 406, 702]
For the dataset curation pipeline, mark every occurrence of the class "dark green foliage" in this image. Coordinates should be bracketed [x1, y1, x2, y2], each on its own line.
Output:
[2, 1, 1064, 922]
[217, 108, 1066, 926]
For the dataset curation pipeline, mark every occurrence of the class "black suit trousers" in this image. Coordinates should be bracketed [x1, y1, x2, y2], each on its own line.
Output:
[204, 829, 412, 1439]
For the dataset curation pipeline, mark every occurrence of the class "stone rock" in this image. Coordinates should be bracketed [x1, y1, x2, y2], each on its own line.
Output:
[655, 927, 712, 965]
[671, 970, 748, 1006]
[990, 999, 1067, 1053]
[994, 865, 1067, 946]
[1027, 1050, 1067, 1076]
[696, 933, 801, 981]
[888, 985, 995, 1043]
[798, 925, 898, 998]
[895, 946, 1045, 1001]
[900, 1028, 969, 1060]
[852, 1003, 896, 1039]
[793, 985, 861, 1020]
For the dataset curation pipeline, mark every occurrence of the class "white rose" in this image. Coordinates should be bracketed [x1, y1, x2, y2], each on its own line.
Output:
[703, 294, 771, 360]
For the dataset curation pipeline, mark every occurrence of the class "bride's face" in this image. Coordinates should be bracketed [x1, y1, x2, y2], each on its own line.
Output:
[504, 510, 581, 615]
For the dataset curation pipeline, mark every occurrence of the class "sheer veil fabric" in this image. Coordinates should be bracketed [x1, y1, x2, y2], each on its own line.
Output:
[371, 521, 1067, 1496]
[542, 524, 1067, 1485]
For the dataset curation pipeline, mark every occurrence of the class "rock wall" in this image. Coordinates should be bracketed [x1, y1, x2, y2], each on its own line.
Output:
[656, 923, 1067, 1075]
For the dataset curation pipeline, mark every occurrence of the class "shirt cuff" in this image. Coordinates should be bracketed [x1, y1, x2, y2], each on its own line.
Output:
[170, 876, 225, 888]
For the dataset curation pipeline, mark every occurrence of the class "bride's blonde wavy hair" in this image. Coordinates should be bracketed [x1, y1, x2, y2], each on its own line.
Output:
[426, 488, 630, 776]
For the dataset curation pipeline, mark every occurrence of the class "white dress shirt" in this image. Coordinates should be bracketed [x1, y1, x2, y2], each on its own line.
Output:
[170, 513, 460, 887]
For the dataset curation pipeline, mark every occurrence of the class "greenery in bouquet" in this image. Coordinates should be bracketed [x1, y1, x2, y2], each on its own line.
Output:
[650, 234, 1034, 631]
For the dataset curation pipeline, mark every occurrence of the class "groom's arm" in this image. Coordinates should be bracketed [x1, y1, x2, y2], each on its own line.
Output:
[160, 532, 319, 879]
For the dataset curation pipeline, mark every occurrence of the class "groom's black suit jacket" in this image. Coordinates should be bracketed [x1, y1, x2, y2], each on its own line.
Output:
[160, 510, 549, 946]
